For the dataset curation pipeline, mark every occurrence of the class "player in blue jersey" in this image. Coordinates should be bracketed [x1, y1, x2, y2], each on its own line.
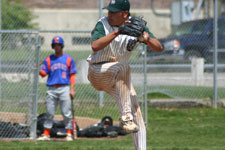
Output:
[37, 36, 77, 141]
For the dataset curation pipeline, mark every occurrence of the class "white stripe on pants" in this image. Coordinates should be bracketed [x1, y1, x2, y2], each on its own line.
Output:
[88, 62, 146, 150]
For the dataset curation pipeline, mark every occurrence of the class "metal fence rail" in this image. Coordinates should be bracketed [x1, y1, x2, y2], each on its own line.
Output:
[131, 63, 225, 69]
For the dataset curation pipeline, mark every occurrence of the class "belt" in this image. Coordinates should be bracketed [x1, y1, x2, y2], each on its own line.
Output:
[94, 61, 111, 65]
[49, 84, 67, 88]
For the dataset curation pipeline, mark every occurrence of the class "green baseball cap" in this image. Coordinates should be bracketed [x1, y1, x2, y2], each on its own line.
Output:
[104, 0, 130, 12]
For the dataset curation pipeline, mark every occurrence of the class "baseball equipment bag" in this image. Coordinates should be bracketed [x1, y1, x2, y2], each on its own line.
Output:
[119, 17, 147, 37]
[78, 116, 127, 138]
[36, 113, 79, 137]
[0, 120, 29, 138]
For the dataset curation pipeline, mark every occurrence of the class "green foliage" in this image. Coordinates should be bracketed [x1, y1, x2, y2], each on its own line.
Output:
[2, 0, 38, 29]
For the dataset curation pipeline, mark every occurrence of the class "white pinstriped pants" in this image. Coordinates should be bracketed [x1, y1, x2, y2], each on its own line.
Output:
[88, 62, 146, 150]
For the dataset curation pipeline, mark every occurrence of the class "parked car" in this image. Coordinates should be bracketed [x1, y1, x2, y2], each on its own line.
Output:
[144, 16, 225, 63]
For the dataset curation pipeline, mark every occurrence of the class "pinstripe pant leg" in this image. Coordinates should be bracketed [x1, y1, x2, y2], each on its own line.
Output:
[130, 84, 146, 150]
[113, 63, 132, 116]
[88, 62, 132, 116]
[88, 63, 145, 150]
[107, 83, 146, 150]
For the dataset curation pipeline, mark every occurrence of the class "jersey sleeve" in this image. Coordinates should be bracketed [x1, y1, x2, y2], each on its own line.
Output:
[70, 58, 77, 74]
[91, 21, 106, 42]
[144, 26, 156, 38]
[41, 56, 50, 74]
[70, 73, 76, 85]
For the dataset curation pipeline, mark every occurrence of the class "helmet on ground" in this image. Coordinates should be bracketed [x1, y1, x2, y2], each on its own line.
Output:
[101, 116, 113, 127]
[51, 36, 64, 49]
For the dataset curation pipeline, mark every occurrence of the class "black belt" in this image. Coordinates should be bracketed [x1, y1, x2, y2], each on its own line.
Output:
[94, 61, 111, 65]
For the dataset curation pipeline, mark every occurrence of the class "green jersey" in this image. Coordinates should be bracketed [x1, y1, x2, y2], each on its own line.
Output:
[91, 19, 156, 42]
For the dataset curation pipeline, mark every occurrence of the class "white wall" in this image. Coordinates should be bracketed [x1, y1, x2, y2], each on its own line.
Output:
[32, 8, 171, 37]
[32, 9, 171, 50]
[32, 9, 100, 30]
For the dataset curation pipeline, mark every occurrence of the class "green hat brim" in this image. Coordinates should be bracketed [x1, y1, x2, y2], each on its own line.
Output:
[103, 5, 122, 12]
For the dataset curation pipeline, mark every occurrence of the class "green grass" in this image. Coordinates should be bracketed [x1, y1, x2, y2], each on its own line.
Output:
[1, 49, 35, 62]
[1, 49, 92, 63]
[39, 50, 92, 63]
[148, 85, 225, 100]
[148, 108, 225, 150]
[2, 82, 225, 107]
[1, 108, 225, 150]
[2, 48, 142, 63]
[3, 82, 225, 101]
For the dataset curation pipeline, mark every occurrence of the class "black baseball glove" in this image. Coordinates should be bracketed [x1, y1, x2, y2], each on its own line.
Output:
[118, 17, 147, 37]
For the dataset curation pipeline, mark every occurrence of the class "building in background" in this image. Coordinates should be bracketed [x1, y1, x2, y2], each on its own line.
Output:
[13, 0, 225, 50]
[17, 0, 225, 37]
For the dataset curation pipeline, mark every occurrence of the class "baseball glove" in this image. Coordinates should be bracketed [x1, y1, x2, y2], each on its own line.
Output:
[119, 17, 147, 37]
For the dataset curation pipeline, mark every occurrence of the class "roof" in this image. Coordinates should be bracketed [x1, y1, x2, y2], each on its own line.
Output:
[18, 0, 199, 9]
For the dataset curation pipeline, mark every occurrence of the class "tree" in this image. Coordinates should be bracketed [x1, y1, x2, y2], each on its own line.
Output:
[2, 0, 38, 29]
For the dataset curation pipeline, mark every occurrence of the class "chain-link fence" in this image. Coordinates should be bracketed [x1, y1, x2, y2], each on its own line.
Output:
[1, 26, 225, 139]
[0, 30, 147, 139]
[0, 30, 40, 139]
[145, 14, 225, 108]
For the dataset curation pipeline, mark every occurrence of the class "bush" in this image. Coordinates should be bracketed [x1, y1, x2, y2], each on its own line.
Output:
[2, 0, 38, 29]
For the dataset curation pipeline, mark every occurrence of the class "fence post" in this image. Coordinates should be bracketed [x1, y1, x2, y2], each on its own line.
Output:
[141, 44, 148, 126]
[99, 0, 104, 107]
[0, 0, 2, 109]
[143, 44, 148, 150]
[213, 0, 218, 109]
[191, 58, 204, 86]
[30, 34, 41, 139]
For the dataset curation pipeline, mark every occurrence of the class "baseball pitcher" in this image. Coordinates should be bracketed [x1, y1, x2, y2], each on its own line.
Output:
[87, 0, 163, 149]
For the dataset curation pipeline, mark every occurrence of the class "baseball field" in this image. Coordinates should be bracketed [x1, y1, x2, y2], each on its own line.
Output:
[1, 108, 225, 150]
[2, 50, 225, 150]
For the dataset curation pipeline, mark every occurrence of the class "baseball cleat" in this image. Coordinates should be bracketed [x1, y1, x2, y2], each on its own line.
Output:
[37, 134, 50, 141]
[119, 114, 139, 134]
[66, 134, 73, 141]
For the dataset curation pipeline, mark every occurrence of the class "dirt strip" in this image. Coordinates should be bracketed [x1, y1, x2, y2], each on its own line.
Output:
[0, 112, 100, 129]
